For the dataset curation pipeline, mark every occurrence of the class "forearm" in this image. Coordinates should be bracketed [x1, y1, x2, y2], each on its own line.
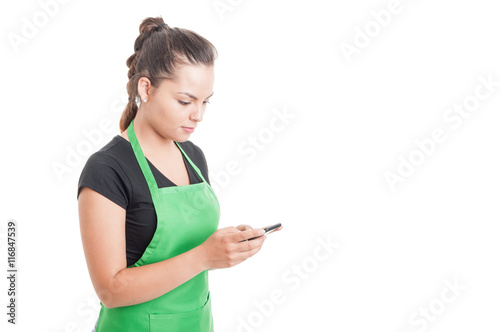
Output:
[100, 245, 207, 308]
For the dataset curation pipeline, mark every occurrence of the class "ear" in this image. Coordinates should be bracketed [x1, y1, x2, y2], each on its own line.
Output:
[137, 76, 152, 101]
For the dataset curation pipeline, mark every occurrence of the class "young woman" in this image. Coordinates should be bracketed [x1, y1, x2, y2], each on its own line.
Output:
[77, 16, 282, 332]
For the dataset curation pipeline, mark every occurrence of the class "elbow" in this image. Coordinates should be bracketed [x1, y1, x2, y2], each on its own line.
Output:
[101, 300, 116, 309]
[94, 270, 133, 309]
[97, 293, 114, 309]
[96, 288, 119, 309]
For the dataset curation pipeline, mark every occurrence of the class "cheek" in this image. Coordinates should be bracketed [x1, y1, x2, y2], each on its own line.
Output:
[155, 99, 183, 122]
[169, 103, 187, 121]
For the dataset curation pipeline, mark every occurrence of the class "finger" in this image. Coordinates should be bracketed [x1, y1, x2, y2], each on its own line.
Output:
[235, 235, 266, 252]
[236, 224, 252, 232]
[218, 226, 239, 235]
[231, 242, 265, 263]
[249, 242, 265, 256]
[240, 241, 265, 258]
[234, 228, 265, 243]
[246, 232, 266, 241]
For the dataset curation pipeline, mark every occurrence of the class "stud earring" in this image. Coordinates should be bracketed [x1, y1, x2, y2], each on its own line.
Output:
[143, 98, 147, 103]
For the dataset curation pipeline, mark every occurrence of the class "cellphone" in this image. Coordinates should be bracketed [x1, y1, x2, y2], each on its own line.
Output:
[247, 223, 282, 241]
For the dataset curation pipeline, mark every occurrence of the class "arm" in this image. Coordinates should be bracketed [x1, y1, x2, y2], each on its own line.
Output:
[78, 187, 266, 309]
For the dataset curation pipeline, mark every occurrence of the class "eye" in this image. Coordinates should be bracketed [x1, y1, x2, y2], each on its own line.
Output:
[203, 100, 210, 104]
[178, 100, 191, 106]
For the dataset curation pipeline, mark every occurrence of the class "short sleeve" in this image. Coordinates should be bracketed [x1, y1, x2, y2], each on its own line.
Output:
[77, 152, 130, 209]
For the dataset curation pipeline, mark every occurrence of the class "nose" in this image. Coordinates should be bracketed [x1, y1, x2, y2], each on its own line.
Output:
[190, 102, 204, 122]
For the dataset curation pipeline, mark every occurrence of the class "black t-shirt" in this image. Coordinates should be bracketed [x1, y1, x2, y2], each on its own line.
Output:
[77, 135, 211, 267]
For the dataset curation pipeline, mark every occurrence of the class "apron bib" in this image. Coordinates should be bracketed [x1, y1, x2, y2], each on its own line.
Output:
[94, 119, 220, 332]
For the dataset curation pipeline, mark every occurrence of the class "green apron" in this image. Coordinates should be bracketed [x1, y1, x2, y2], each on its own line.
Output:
[94, 119, 220, 331]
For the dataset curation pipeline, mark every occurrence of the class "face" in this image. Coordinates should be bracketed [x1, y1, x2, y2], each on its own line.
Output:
[139, 63, 214, 143]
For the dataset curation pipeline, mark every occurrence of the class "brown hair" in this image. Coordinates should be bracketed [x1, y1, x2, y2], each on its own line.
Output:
[119, 16, 218, 132]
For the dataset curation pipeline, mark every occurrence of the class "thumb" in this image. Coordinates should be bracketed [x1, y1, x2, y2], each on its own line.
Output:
[217, 226, 239, 234]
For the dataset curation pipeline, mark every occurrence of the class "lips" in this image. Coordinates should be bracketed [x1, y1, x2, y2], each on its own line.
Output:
[182, 126, 195, 133]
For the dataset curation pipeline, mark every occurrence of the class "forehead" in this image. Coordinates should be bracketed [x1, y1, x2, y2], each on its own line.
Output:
[159, 63, 214, 94]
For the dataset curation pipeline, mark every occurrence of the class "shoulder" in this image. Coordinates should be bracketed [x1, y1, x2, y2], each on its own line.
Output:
[77, 136, 134, 206]
[82, 136, 131, 171]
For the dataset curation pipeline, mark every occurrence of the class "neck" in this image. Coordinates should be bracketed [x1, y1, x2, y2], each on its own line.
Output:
[129, 111, 177, 156]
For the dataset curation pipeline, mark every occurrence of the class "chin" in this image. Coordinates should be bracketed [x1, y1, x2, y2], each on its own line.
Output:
[175, 134, 191, 142]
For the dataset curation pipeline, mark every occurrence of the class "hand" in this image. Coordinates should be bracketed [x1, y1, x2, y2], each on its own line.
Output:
[199, 226, 266, 270]
[236, 224, 253, 231]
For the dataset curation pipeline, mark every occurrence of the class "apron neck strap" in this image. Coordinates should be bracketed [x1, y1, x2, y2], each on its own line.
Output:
[127, 119, 159, 191]
[174, 141, 208, 184]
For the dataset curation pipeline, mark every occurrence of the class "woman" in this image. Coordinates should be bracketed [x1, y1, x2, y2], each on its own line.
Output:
[77, 16, 282, 331]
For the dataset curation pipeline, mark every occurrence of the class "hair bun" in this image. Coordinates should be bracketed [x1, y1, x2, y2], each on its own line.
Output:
[133, 17, 168, 52]
[156, 22, 169, 32]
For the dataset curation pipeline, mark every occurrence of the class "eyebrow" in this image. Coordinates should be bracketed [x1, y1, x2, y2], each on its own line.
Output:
[177, 91, 214, 100]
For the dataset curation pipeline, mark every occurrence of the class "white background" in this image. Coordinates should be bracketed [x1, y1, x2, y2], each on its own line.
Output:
[1, 0, 499, 331]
